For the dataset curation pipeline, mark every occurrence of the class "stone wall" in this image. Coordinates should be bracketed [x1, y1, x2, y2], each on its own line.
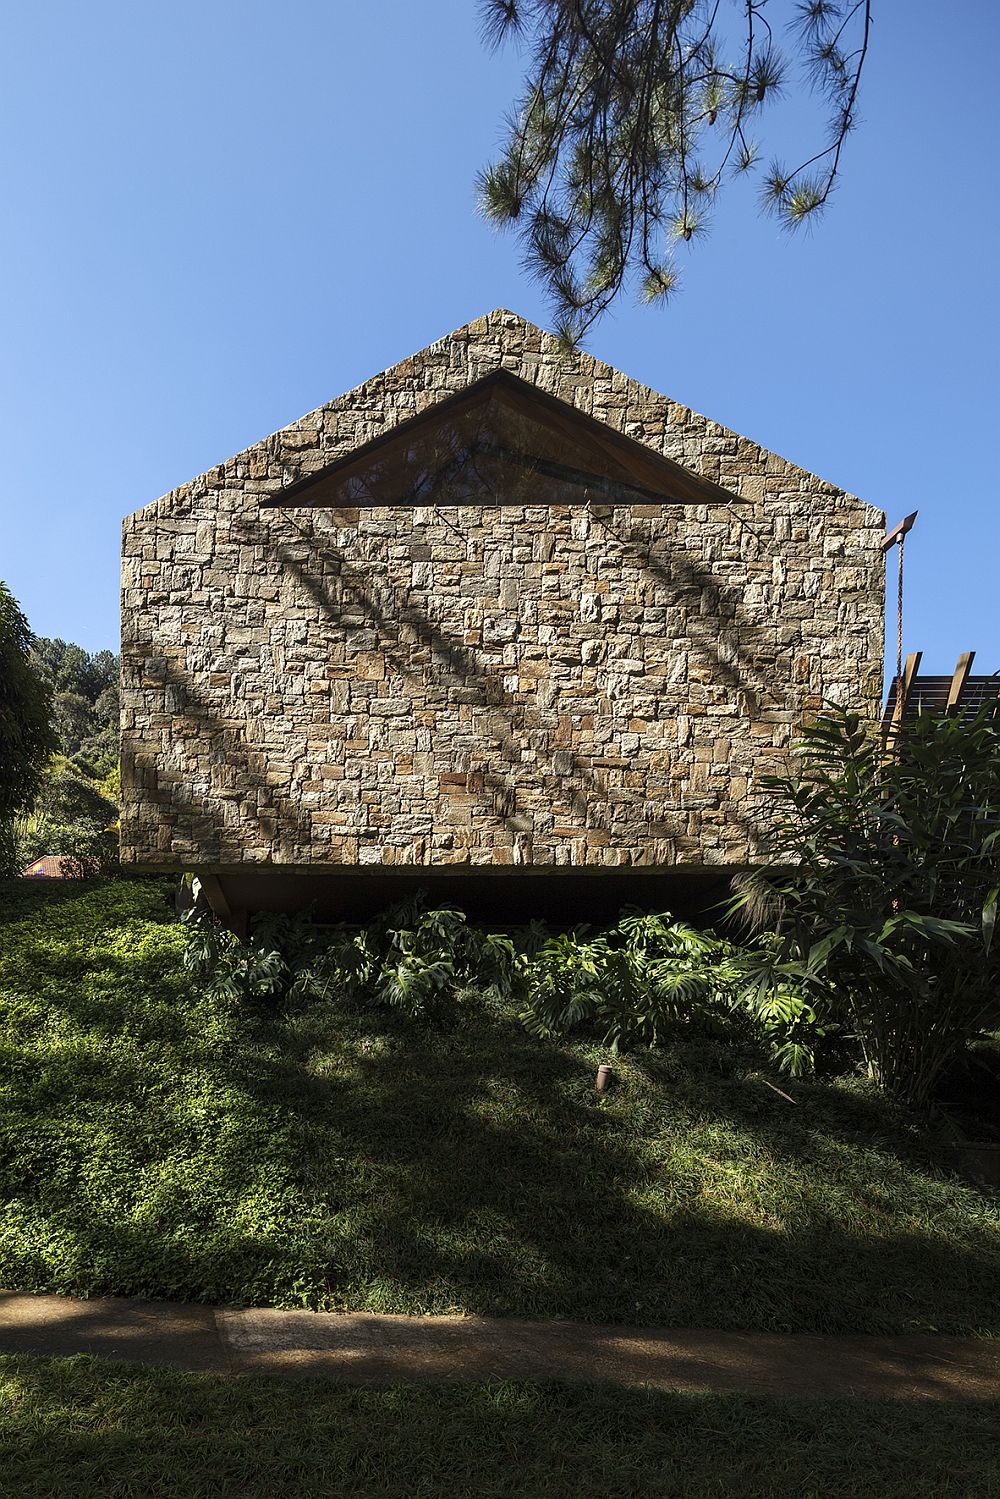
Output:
[120, 310, 885, 873]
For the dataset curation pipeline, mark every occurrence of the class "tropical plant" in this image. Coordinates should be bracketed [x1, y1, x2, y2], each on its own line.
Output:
[183, 894, 521, 1019]
[294, 896, 521, 1018]
[521, 909, 744, 1050]
[479, 0, 871, 340]
[737, 706, 1000, 1108]
[736, 930, 826, 1077]
[181, 904, 290, 1003]
[180, 893, 814, 1068]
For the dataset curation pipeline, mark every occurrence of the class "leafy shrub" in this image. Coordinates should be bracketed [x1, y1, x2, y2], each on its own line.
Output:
[293, 895, 519, 1017]
[522, 911, 743, 1052]
[183, 893, 519, 1020]
[182, 907, 291, 1002]
[183, 895, 807, 1064]
[739, 706, 1000, 1107]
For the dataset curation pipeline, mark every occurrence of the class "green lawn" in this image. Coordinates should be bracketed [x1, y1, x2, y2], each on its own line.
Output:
[1, 879, 998, 1331]
[1, 1356, 998, 1499]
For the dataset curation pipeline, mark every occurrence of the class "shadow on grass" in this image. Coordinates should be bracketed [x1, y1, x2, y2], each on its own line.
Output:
[2, 1356, 1000, 1499]
[216, 1005, 1000, 1332]
[1, 881, 999, 1334]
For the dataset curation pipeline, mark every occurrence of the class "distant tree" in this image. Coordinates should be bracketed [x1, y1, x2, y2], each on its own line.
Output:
[31, 637, 120, 778]
[17, 754, 120, 877]
[13, 636, 121, 875]
[479, 0, 871, 340]
[52, 691, 95, 757]
[0, 583, 55, 873]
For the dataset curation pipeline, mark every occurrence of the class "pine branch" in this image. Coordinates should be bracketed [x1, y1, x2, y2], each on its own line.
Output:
[477, 0, 873, 340]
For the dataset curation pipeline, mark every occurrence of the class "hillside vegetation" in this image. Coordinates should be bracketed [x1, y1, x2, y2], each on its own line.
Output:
[1, 879, 998, 1331]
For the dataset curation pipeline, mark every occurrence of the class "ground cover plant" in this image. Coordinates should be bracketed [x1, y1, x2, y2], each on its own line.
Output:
[2, 1357, 999, 1499]
[1, 879, 999, 1329]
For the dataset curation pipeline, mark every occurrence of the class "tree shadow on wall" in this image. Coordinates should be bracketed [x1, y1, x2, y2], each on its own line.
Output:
[126, 654, 318, 864]
[260, 512, 618, 839]
[246, 508, 772, 855]
[598, 506, 779, 716]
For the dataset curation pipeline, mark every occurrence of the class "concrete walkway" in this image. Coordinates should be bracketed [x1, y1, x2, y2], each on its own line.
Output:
[2, 1290, 999, 1398]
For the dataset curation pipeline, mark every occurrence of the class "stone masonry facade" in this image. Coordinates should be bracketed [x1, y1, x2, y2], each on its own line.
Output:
[120, 310, 885, 874]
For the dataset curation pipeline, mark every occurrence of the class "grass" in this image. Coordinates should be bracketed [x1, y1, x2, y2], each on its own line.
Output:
[2, 1355, 999, 1499]
[1, 878, 999, 1331]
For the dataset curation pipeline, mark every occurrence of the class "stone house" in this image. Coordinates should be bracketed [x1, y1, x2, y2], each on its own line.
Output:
[120, 310, 885, 924]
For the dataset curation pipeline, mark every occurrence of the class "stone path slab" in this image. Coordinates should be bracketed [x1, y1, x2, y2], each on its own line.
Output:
[0, 1291, 226, 1372]
[2, 1290, 999, 1399]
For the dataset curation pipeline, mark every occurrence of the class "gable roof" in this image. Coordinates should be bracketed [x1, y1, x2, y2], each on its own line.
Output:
[22, 855, 74, 879]
[128, 309, 877, 524]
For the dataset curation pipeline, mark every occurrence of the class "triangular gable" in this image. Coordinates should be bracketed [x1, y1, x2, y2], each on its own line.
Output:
[127, 309, 876, 525]
[262, 368, 739, 509]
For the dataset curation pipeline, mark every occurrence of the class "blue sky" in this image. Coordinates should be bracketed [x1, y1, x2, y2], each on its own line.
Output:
[1, 1, 997, 676]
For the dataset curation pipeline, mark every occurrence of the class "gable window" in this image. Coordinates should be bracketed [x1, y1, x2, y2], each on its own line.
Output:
[262, 370, 737, 511]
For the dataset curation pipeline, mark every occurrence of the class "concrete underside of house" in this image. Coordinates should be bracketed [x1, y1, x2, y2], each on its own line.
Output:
[173, 863, 747, 930]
